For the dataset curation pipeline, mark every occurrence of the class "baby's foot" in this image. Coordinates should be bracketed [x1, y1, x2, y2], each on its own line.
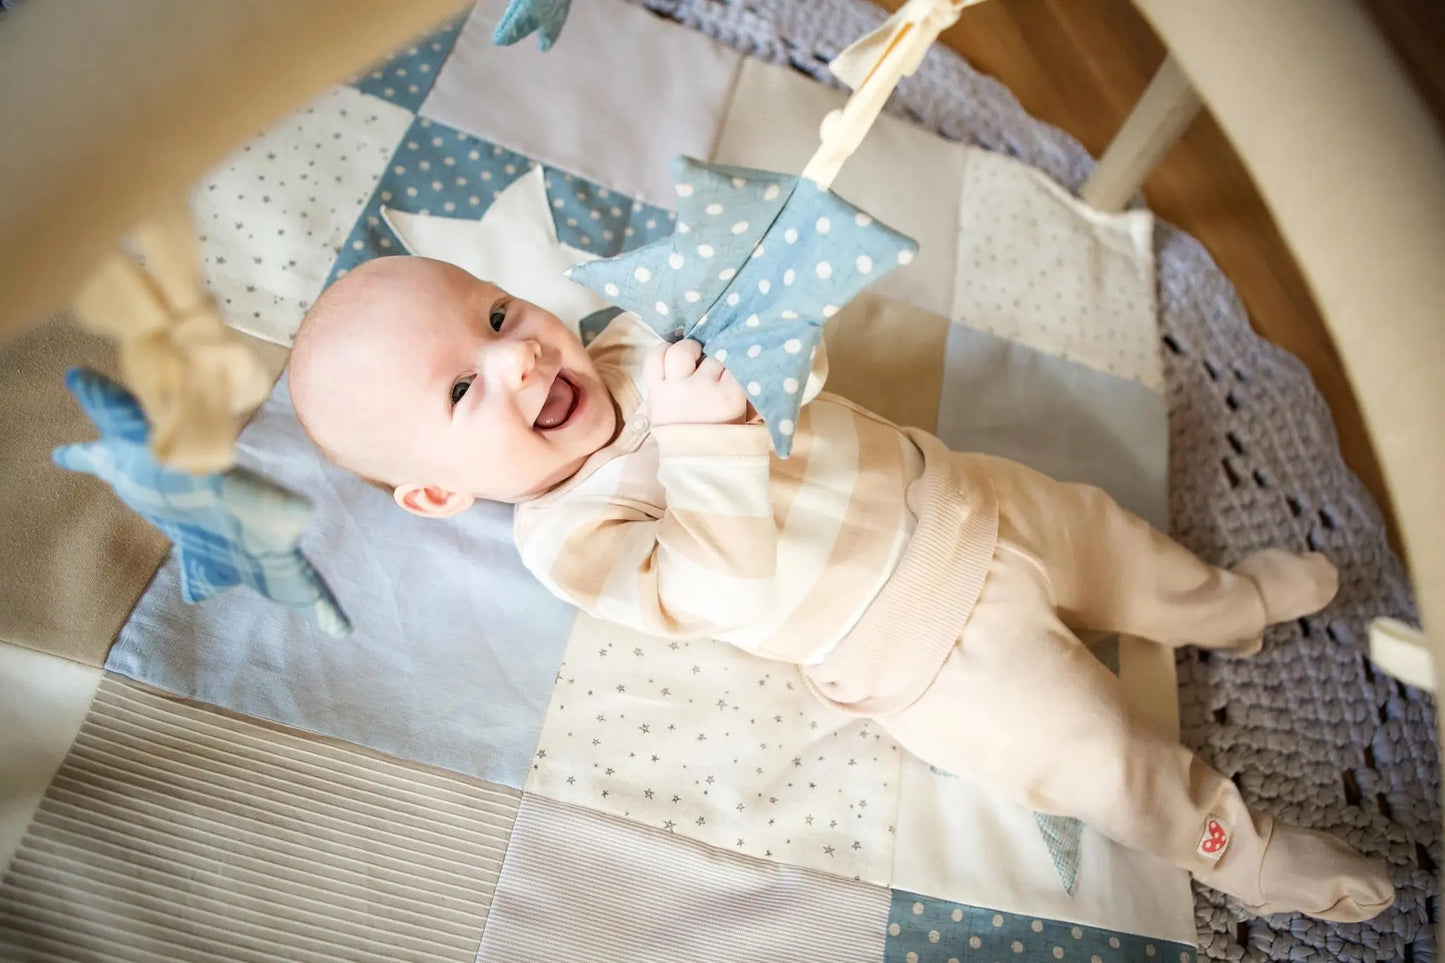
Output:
[1224, 550, 1339, 655]
[1242, 821, 1395, 922]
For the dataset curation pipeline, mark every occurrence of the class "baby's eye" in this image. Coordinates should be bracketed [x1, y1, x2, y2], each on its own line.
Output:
[489, 307, 507, 332]
[451, 376, 474, 407]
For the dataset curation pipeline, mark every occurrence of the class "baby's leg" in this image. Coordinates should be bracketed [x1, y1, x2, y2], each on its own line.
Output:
[876, 545, 1393, 921]
[972, 453, 1337, 655]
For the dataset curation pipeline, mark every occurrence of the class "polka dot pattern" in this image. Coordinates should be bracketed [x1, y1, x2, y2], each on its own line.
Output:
[351, 15, 466, 113]
[325, 116, 671, 291]
[525, 619, 902, 886]
[952, 149, 1161, 391]
[327, 117, 533, 286]
[883, 891, 1194, 963]
[544, 168, 674, 257]
[567, 157, 917, 456]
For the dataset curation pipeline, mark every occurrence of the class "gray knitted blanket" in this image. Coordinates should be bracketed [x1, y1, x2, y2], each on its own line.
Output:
[639, 0, 1441, 959]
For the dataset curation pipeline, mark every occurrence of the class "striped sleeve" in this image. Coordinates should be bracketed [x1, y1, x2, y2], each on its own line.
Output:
[516, 423, 777, 639]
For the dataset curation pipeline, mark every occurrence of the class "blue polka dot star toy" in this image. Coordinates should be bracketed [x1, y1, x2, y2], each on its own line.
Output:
[567, 156, 917, 456]
[53, 368, 351, 637]
[492, 0, 573, 51]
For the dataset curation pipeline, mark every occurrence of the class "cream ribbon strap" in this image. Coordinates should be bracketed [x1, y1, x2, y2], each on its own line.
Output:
[1368, 617, 1436, 693]
[70, 203, 273, 474]
[801, 0, 986, 189]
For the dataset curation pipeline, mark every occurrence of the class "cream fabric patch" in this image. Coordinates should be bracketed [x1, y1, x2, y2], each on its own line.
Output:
[383, 166, 611, 333]
[423, 0, 741, 210]
[889, 752, 1198, 945]
[822, 292, 951, 434]
[952, 148, 1162, 392]
[526, 613, 904, 886]
[191, 86, 413, 346]
[711, 57, 967, 320]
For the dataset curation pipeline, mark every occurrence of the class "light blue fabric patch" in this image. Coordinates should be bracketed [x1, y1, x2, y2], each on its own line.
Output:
[53, 369, 349, 636]
[885, 890, 1196, 962]
[108, 373, 578, 788]
[327, 116, 675, 287]
[492, 0, 571, 51]
[567, 156, 918, 456]
[352, 15, 466, 113]
[935, 322, 1170, 529]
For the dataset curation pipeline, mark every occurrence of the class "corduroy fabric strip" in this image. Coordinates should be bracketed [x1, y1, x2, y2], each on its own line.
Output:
[0, 676, 517, 962]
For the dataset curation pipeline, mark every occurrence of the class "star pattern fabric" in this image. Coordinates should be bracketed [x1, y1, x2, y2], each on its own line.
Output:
[492, 0, 572, 51]
[53, 368, 350, 637]
[567, 156, 917, 456]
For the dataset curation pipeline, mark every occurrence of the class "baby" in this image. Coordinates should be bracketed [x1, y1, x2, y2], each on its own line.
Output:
[290, 255, 1394, 922]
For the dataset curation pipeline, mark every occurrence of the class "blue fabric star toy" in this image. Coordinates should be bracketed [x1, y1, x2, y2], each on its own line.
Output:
[566, 156, 918, 456]
[492, 0, 572, 51]
[53, 368, 351, 637]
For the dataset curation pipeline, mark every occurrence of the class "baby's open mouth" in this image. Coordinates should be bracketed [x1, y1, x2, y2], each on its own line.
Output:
[534, 372, 580, 431]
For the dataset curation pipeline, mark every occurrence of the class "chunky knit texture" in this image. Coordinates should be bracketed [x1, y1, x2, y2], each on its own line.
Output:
[632, 0, 1440, 958]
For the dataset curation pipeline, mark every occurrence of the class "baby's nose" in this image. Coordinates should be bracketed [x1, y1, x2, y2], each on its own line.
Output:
[482, 339, 541, 389]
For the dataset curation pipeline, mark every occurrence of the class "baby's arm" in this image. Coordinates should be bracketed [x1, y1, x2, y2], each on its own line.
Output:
[518, 341, 777, 639]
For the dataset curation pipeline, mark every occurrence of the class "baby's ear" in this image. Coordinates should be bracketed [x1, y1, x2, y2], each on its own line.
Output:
[393, 483, 475, 518]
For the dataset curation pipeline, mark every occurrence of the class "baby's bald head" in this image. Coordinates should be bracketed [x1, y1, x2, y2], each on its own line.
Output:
[289, 256, 455, 483]
[287, 255, 616, 507]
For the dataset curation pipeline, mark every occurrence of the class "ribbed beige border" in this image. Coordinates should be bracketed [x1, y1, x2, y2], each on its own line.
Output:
[0, 676, 516, 962]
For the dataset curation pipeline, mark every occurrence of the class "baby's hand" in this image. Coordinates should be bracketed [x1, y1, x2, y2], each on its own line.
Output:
[644, 340, 747, 427]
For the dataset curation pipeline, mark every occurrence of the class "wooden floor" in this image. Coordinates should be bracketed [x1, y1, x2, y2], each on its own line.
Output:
[878, 0, 1413, 550]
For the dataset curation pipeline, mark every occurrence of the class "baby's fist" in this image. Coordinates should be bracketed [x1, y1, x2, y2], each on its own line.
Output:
[644, 340, 747, 427]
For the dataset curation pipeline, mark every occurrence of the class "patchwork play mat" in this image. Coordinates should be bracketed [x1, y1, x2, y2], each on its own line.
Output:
[0, 1, 1437, 961]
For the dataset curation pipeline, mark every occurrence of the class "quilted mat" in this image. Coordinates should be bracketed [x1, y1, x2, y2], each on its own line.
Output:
[0, 1, 1434, 961]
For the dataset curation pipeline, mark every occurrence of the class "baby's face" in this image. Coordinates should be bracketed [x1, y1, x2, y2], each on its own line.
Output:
[291, 257, 616, 504]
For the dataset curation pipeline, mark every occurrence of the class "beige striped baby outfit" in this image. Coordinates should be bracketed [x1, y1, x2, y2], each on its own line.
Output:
[513, 312, 1392, 922]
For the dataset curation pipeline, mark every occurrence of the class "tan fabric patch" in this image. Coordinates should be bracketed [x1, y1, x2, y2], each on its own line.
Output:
[822, 291, 950, 433]
[0, 315, 287, 665]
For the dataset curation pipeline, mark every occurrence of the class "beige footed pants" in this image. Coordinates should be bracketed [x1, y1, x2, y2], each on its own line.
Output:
[858, 454, 1391, 921]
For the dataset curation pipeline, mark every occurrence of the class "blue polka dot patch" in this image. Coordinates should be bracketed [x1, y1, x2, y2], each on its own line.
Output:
[544, 167, 674, 258]
[352, 15, 467, 113]
[326, 116, 676, 289]
[885, 891, 1194, 963]
[327, 116, 533, 283]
